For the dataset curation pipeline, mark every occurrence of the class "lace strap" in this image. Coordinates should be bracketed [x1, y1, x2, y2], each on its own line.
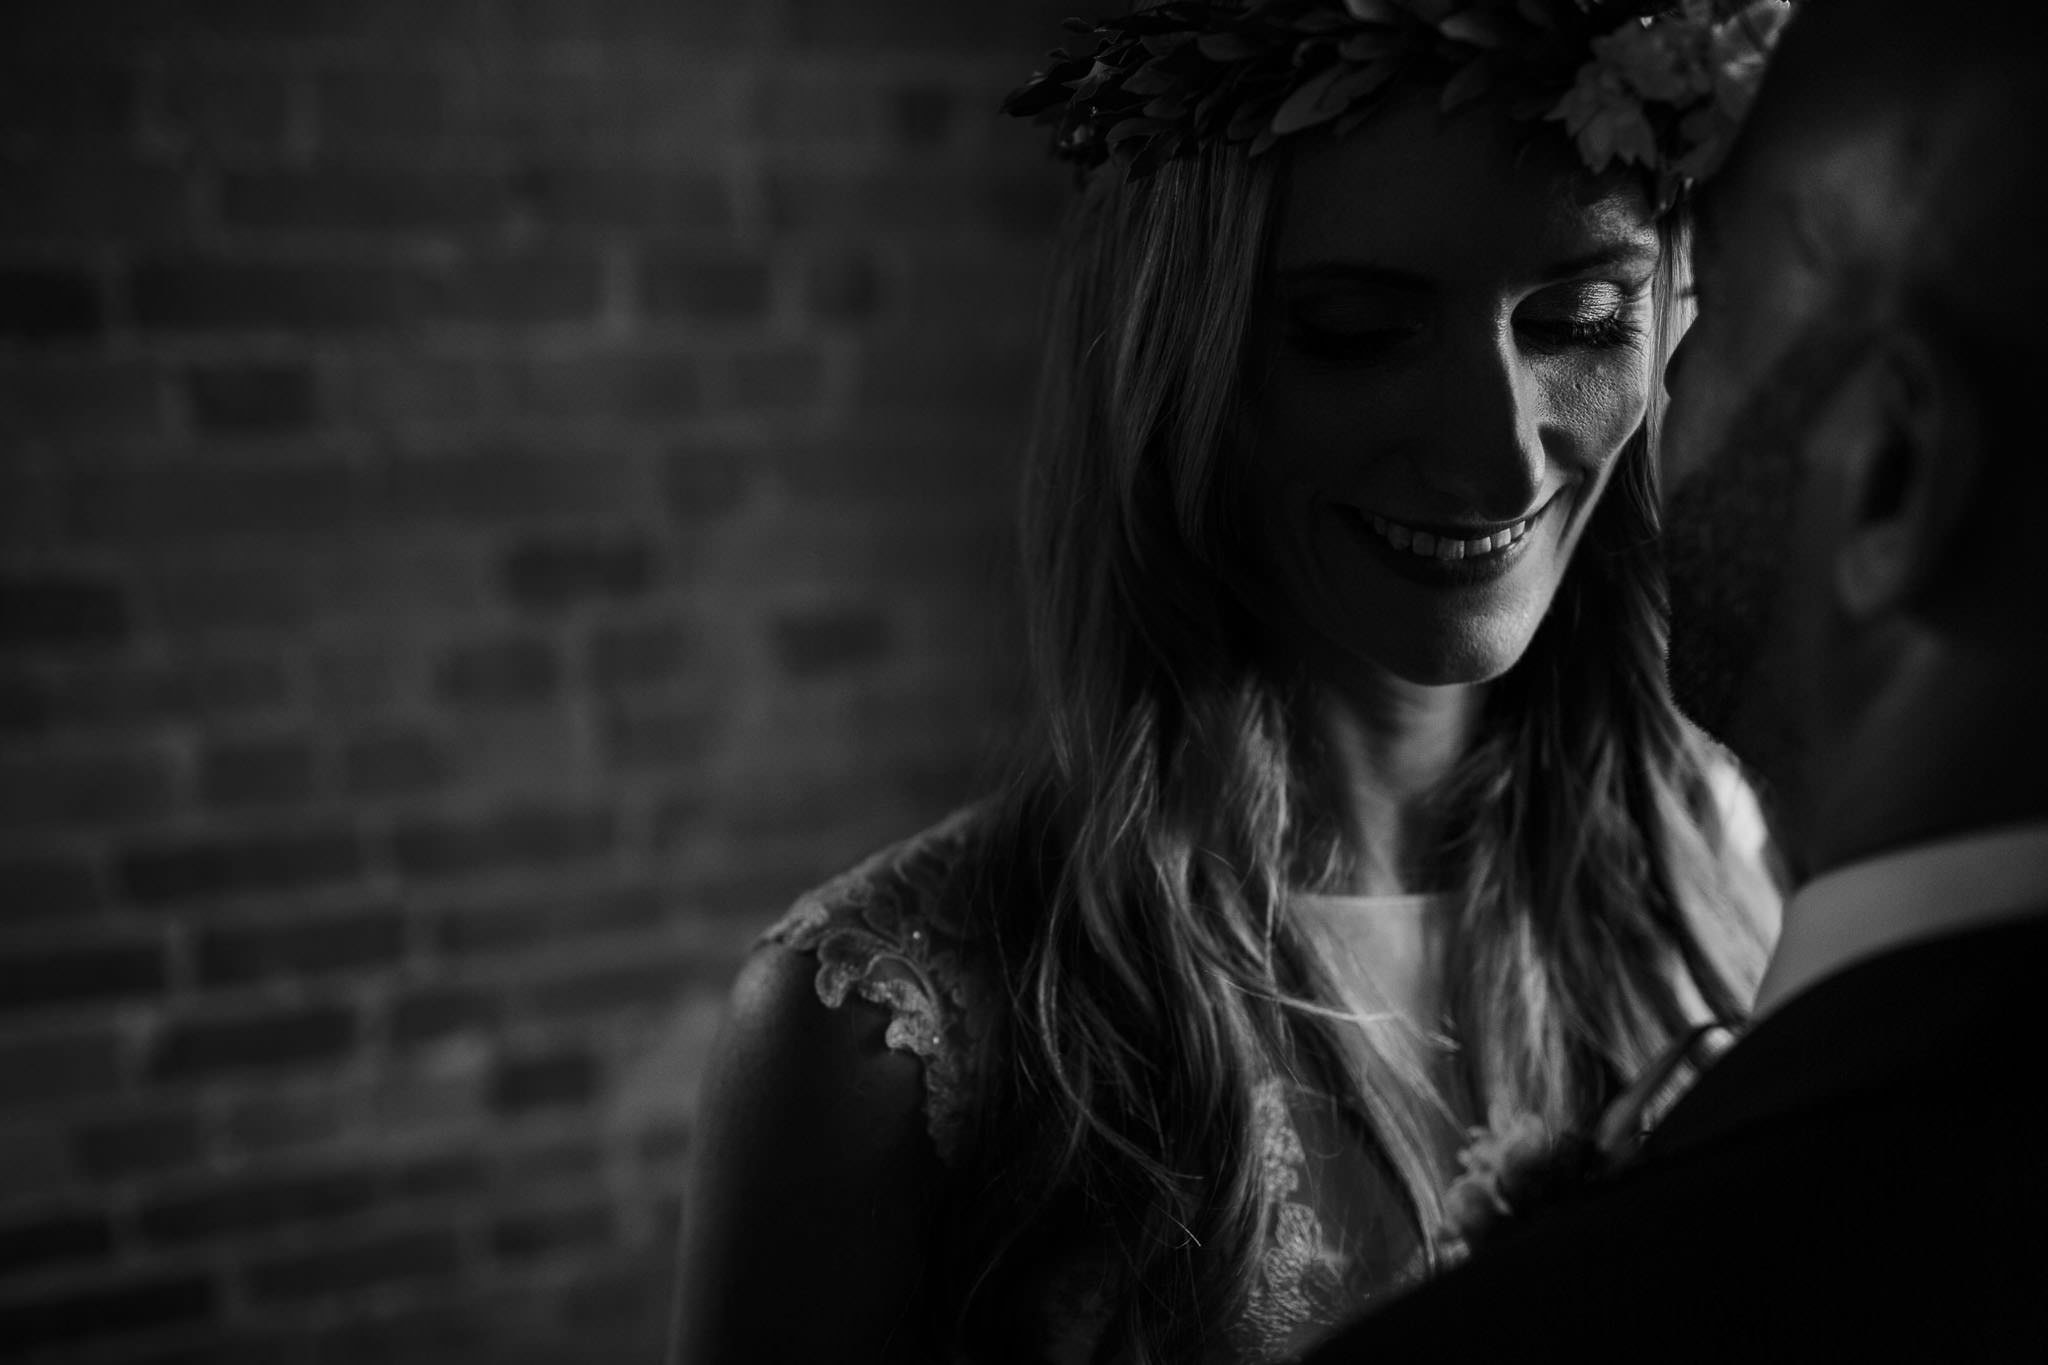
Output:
[761, 810, 988, 1164]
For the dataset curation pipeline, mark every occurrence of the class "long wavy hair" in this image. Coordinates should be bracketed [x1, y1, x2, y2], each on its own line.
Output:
[943, 127, 1777, 1363]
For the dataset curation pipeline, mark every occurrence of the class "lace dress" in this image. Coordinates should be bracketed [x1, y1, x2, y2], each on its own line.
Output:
[762, 807, 1445, 1363]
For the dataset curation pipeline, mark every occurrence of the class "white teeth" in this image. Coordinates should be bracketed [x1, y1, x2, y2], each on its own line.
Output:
[1360, 510, 1539, 560]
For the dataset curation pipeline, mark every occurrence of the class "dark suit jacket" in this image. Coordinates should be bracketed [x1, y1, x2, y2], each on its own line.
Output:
[1301, 913, 2048, 1363]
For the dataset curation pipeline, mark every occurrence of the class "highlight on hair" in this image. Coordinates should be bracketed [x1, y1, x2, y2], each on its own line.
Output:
[938, 135, 1777, 1363]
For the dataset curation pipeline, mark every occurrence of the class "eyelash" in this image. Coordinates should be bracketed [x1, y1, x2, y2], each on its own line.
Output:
[1288, 309, 1643, 360]
[1528, 311, 1643, 350]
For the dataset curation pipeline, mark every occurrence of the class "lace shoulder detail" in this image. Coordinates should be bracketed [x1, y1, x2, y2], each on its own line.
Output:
[760, 806, 994, 1165]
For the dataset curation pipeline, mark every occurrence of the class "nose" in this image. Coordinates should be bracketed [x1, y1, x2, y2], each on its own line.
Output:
[1414, 328, 1548, 521]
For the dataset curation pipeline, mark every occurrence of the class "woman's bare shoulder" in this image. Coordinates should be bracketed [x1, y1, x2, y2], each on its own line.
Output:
[672, 807, 1008, 1363]
[754, 802, 1007, 1163]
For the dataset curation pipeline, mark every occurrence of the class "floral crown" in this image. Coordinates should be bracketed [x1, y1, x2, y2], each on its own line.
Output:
[1002, 0, 1793, 206]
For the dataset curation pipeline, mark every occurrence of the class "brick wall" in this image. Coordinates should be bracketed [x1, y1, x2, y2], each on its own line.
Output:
[0, 2, 1065, 1359]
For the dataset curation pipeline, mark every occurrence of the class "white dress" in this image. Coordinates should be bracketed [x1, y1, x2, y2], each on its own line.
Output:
[762, 805, 1465, 1363]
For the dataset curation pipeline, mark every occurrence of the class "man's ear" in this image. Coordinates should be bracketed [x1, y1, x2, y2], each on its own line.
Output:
[1831, 331, 1980, 620]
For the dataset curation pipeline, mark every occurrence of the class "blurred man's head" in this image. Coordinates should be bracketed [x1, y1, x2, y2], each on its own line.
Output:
[1662, 0, 2048, 873]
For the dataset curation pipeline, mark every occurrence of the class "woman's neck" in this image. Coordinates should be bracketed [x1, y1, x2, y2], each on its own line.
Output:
[1312, 673, 1487, 897]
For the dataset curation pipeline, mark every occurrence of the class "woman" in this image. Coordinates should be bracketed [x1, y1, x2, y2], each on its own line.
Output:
[675, 2, 1787, 1361]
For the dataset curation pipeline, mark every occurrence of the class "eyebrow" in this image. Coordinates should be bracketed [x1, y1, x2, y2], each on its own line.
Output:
[1276, 241, 1662, 292]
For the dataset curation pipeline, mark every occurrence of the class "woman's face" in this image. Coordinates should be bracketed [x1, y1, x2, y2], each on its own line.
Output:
[1246, 92, 1663, 688]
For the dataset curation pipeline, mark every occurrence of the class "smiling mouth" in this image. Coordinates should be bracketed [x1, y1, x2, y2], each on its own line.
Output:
[1360, 500, 1552, 562]
[1337, 492, 1564, 589]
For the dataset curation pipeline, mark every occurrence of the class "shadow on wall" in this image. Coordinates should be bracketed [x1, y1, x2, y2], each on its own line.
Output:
[0, 0, 1073, 1358]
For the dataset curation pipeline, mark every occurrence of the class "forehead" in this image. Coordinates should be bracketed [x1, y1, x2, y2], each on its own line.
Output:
[1274, 91, 1658, 274]
[1693, 112, 1909, 342]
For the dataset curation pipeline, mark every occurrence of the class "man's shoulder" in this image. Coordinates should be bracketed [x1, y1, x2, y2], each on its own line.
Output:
[1305, 1059, 2048, 1362]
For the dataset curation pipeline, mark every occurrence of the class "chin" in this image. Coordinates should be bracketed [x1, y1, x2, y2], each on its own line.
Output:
[1356, 616, 1535, 687]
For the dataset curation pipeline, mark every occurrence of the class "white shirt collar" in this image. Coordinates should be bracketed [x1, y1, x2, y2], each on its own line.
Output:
[1752, 821, 2048, 1020]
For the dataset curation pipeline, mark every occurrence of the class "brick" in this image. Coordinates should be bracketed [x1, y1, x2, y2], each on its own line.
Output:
[64, 459, 359, 545]
[198, 733, 319, 808]
[138, 1168, 376, 1246]
[0, 63, 138, 138]
[660, 445, 754, 525]
[514, 165, 736, 234]
[490, 1047, 599, 1115]
[183, 362, 319, 434]
[390, 1150, 488, 1201]
[511, 347, 703, 421]
[340, 726, 449, 798]
[34, 0, 492, 42]
[315, 68, 453, 148]
[416, 249, 604, 326]
[528, 956, 696, 1021]
[588, 619, 696, 690]
[856, 335, 1038, 417]
[887, 81, 962, 149]
[770, 602, 894, 677]
[501, 535, 656, 612]
[245, 1227, 461, 1303]
[219, 167, 511, 234]
[0, 573, 130, 648]
[500, 1135, 603, 1185]
[785, 0, 1075, 49]
[718, 342, 829, 414]
[149, 1004, 356, 1080]
[765, 164, 1065, 239]
[131, 252, 604, 333]
[901, 246, 1049, 333]
[638, 247, 770, 322]
[434, 885, 666, 958]
[434, 635, 561, 707]
[804, 248, 884, 322]
[0, 853, 105, 919]
[118, 826, 364, 906]
[486, 0, 768, 43]
[0, 1129, 71, 1204]
[471, 60, 748, 146]
[0, 160, 191, 243]
[196, 909, 404, 985]
[0, 1274, 216, 1353]
[0, 358, 168, 437]
[296, 1301, 495, 1364]
[389, 985, 501, 1046]
[754, 67, 885, 146]
[0, 1030, 122, 1110]
[330, 350, 488, 426]
[491, 1200, 614, 1260]
[132, 258, 406, 333]
[219, 1083, 360, 1156]
[143, 541, 486, 636]
[0, 267, 105, 341]
[601, 698, 720, 768]
[0, 745, 177, 830]
[638, 1121, 690, 1171]
[154, 63, 297, 151]
[557, 1259, 668, 1334]
[0, 1209, 114, 1276]
[15, 654, 293, 736]
[0, 939, 166, 1014]
[373, 444, 656, 527]
[73, 1107, 203, 1181]
[390, 804, 616, 881]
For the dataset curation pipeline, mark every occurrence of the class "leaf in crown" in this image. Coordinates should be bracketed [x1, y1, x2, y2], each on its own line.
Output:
[1000, 0, 1794, 205]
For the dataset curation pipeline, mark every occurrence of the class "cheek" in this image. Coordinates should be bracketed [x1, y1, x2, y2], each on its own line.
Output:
[1544, 350, 1653, 473]
[1257, 367, 1386, 486]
